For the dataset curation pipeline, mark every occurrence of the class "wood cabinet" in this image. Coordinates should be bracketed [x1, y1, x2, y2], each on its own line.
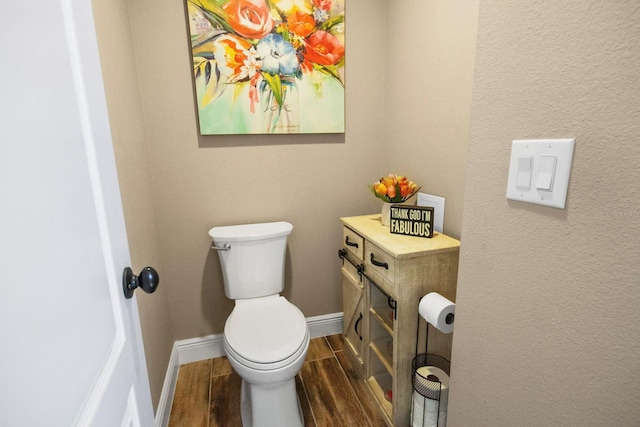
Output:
[339, 214, 460, 427]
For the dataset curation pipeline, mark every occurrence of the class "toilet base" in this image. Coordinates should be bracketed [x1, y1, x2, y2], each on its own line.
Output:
[240, 377, 303, 427]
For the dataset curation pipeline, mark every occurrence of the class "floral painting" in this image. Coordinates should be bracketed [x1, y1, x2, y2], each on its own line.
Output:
[187, 0, 345, 135]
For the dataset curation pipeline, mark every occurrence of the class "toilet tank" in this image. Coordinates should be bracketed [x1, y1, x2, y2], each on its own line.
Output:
[209, 221, 293, 300]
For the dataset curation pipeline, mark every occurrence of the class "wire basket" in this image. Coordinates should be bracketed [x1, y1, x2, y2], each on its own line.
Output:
[412, 353, 450, 399]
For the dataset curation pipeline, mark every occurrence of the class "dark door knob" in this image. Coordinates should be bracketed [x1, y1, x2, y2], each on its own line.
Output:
[122, 266, 159, 299]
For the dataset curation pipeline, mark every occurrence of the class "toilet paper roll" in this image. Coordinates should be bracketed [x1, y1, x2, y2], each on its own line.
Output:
[418, 292, 455, 334]
[412, 390, 448, 427]
[412, 366, 449, 427]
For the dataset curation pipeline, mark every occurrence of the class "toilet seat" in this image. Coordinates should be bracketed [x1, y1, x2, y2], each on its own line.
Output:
[224, 295, 309, 369]
[224, 331, 309, 372]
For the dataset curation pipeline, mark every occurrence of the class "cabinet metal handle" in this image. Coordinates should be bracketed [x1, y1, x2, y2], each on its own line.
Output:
[354, 313, 363, 340]
[345, 236, 359, 248]
[388, 296, 397, 320]
[370, 253, 388, 269]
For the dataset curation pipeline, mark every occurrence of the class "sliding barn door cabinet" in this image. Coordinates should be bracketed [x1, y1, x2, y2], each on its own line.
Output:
[339, 214, 460, 426]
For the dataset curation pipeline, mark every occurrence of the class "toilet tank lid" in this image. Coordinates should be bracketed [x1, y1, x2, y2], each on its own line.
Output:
[209, 221, 292, 242]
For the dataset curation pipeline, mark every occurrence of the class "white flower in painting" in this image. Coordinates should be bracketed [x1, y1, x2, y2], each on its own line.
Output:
[213, 34, 260, 82]
[241, 52, 261, 80]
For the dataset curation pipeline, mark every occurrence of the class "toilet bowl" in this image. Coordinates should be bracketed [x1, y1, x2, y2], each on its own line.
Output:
[209, 222, 310, 427]
[224, 296, 309, 427]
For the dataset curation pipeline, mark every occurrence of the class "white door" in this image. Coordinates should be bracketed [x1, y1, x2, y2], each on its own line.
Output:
[0, 0, 155, 426]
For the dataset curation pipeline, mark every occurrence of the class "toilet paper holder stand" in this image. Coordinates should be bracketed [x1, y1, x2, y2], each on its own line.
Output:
[412, 301, 451, 427]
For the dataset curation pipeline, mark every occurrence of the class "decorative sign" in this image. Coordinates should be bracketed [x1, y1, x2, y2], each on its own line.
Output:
[390, 205, 434, 238]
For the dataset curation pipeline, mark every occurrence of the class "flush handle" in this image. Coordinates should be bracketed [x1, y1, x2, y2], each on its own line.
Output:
[123, 266, 159, 299]
[211, 243, 231, 251]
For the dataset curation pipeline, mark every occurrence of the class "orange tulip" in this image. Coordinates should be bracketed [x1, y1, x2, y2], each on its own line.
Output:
[387, 184, 396, 198]
[400, 184, 410, 198]
[375, 183, 387, 197]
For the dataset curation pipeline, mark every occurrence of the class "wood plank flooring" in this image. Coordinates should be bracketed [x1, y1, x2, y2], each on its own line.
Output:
[168, 334, 387, 427]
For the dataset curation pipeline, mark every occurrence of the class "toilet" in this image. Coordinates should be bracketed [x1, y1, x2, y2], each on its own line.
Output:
[209, 221, 310, 427]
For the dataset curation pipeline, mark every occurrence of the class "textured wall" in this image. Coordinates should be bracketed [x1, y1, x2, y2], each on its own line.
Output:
[449, 1, 640, 425]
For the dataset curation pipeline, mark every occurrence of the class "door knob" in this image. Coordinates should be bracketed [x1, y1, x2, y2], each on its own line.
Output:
[122, 266, 159, 299]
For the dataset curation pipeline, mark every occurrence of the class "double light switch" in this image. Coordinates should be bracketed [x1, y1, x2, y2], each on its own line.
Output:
[507, 139, 574, 209]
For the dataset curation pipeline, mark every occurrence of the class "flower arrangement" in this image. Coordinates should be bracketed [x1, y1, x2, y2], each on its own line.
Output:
[187, 0, 345, 133]
[370, 174, 421, 203]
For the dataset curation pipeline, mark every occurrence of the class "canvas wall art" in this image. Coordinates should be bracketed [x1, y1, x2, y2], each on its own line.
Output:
[187, 0, 345, 135]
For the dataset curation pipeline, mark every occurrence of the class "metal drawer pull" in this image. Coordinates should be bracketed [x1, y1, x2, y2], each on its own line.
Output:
[345, 236, 359, 248]
[370, 253, 388, 269]
[211, 243, 231, 251]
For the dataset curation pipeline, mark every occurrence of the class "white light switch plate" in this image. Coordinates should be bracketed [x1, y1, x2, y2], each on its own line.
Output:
[506, 139, 575, 209]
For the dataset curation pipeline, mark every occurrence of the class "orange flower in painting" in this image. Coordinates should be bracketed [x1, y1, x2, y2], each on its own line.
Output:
[303, 30, 344, 66]
[223, 0, 275, 39]
[287, 11, 316, 38]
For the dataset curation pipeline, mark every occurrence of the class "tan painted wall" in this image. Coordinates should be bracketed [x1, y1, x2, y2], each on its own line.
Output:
[383, 0, 480, 239]
[448, 1, 640, 425]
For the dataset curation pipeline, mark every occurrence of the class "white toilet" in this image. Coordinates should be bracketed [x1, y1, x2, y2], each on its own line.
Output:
[209, 221, 310, 427]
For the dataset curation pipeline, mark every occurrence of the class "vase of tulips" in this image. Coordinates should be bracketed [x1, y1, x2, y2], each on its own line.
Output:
[370, 174, 421, 226]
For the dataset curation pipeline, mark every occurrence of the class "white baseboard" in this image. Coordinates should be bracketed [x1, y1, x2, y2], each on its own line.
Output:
[155, 312, 343, 427]
[154, 344, 179, 427]
[305, 311, 344, 339]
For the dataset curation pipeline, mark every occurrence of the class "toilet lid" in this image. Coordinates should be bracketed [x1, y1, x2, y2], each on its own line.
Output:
[224, 296, 308, 364]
